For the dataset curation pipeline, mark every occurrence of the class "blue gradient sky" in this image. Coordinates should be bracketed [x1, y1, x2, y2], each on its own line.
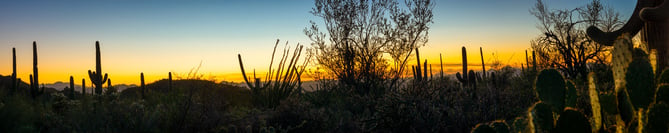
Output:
[0, 0, 635, 84]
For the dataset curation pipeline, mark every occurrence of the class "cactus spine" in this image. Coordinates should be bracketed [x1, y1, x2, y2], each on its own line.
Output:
[141, 72, 145, 99]
[11, 47, 17, 94]
[88, 41, 108, 95]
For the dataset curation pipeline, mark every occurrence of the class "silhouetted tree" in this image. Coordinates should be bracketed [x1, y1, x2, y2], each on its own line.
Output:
[305, 0, 433, 95]
[530, 0, 622, 79]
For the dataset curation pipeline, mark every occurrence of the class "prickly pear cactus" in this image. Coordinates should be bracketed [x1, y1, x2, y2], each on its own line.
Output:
[659, 68, 669, 84]
[587, 72, 602, 131]
[490, 120, 510, 133]
[645, 102, 669, 133]
[565, 81, 577, 108]
[511, 117, 528, 133]
[632, 47, 649, 59]
[471, 123, 495, 133]
[611, 34, 634, 92]
[535, 69, 566, 111]
[529, 102, 554, 132]
[598, 92, 618, 131]
[656, 85, 669, 104]
[617, 88, 635, 124]
[554, 108, 592, 133]
[625, 58, 656, 110]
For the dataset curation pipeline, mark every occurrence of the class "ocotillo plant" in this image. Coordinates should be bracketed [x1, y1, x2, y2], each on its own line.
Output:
[69, 76, 75, 99]
[456, 46, 469, 86]
[480, 47, 486, 78]
[11, 47, 17, 94]
[31, 41, 41, 98]
[88, 41, 108, 95]
[141, 73, 145, 99]
[238, 39, 308, 108]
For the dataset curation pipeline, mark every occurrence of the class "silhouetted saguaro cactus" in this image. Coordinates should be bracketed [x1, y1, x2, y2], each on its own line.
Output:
[415, 48, 422, 81]
[456, 46, 469, 85]
[30, 41, 42, 98]
[532, 51, 537, 71]
[69, 76, 75, 99]
[107, 78, 113, 93]
[525, 50, 530, 71]
[439, 53, 444, 78]
[141, 73, 145, 99]
[82, 78, 86, 96]
[88, 41, 108, 95]
[423, 59, 428, 80]
[168, 72, 173, 91]
[11, 47, 17, 94]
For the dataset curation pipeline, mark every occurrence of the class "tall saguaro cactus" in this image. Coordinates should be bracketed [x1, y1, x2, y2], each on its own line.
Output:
[440, 53, 444, 78]
[168, 72, 173, 91]
[415, 48, 423, 81]
[30, 41, 42, 98]
[456, 46, 469, 85]
[88, 41, 108, 95]
[11, 47, 17, 94]
[82, 78, 86, 96]
[141, 72, 145, 99]
[69, 76, 75, 99]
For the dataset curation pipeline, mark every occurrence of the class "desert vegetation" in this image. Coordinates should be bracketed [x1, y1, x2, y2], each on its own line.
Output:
[1, 0, 668, 132]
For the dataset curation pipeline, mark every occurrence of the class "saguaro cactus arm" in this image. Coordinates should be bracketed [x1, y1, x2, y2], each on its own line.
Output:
[640, 0, 669, 22]
[586, 0, 655, 46]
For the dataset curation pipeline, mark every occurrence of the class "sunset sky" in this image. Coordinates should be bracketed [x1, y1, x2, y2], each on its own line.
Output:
[0, 0, 635, 85]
